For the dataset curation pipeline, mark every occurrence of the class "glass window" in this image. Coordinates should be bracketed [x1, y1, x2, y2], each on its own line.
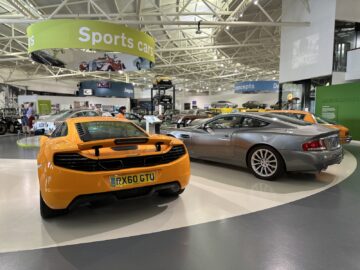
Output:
[50, 123, 68, 138]
[241, 117, 269, 128]
[72, 112, 85, 118]
[207, 116, 242, 129]
[261, 113, 312, 126]
[83, 111, 99, 117]
[79, 121, 147, 141]
[314, 116, 332, 124]
[274, 112, 305, 120]
[125, 113, 138, 120]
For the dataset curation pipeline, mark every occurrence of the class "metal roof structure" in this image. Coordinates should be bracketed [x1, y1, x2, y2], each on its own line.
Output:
[0, 0, 309, 95]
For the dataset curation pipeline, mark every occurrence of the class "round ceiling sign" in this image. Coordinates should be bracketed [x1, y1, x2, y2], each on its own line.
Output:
[27, 20, 155, 72]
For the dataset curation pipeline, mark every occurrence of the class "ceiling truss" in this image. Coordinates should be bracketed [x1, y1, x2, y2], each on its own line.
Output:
[0, 0, 309, 95]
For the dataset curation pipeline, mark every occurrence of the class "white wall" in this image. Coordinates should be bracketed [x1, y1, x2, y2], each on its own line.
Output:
[0, 68, 77, 95]
[18, 95, 130, 112]
[336, 0, 360, 22]
[345, 49, 360, 80]
[280, 0, 336, 83]
[332, 71, 347, 85]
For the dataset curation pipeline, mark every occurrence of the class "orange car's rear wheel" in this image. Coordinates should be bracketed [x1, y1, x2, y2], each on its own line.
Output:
[40, 193, 68, 219]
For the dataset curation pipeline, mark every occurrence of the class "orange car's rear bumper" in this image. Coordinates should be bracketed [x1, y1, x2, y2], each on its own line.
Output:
[38, 154, 190, 209]
[340, 136, 352, 144]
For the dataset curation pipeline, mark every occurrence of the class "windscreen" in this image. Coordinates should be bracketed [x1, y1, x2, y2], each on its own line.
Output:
[314, 116, 332, 124]
[261, 113, 312, 126]
[44, 110, 73, 122]
[79, 121, 147, 141]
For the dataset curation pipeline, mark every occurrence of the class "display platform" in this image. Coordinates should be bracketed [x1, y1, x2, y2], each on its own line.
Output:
[0, 135, 356, 253]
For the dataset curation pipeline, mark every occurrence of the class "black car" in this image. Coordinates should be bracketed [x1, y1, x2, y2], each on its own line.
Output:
[153, 94, 172, 105]
[30, 51, 65, 68]
[242, 101, 267, 109]
[0, 117, 7, 135]
[0, 108, 22, 134]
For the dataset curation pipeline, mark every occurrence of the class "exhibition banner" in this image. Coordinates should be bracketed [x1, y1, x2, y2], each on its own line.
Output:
[235, 80, 279, 94]
[27, 20, 155, 72]
[79, 80, 134, 98]
[38, 100, 51, 115]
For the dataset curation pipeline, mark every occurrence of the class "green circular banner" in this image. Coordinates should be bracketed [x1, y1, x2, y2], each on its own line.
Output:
[27, 19, 155, 67]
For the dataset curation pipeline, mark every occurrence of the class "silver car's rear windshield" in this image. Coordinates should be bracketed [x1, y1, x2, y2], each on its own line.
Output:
[78, 121, 147, 141]
[261, 113, 312, 126]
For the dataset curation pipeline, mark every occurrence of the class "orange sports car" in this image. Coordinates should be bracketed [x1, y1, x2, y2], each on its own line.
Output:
[37, 117, 190, 218]
[270, 110, 351, 144]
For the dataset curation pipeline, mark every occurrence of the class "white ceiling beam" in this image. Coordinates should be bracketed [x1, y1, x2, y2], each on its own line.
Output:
[47, 0, 69, 19]
[156, 43, 276, 52]
[255, 2, 274, 22]
[0, 19, 310, 28]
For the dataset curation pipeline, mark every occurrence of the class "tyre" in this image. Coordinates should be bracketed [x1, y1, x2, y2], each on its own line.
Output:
[40, 193, 68, 219]
[158, 186, 185, 197]
[0, 123, 6, 135]
[247, 145, 284, 180]
[9, 123, 15, 133]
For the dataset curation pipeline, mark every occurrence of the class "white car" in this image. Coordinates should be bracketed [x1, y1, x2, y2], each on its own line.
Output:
[33, 109, 100, 135]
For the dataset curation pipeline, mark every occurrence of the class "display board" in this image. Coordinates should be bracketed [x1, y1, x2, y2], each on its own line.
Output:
[316, 82, 360, 140]
[235, 80, 279, 94]
[279, 0, 336, 83]
[27, 20, 155, 72]
[37, 100, 51, 115]
[79, 80, 134, 98]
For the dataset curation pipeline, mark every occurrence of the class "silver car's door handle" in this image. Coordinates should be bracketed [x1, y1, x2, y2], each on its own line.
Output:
[180, 134, 190, 139]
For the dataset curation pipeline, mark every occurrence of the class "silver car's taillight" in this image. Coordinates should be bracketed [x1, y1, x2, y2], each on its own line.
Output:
[302, 139, 326, 151]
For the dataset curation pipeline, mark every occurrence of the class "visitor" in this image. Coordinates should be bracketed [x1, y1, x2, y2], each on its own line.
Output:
[116, 106, 126, 119]
[20, 104, 28, 134]
[26, 102, 35, 134]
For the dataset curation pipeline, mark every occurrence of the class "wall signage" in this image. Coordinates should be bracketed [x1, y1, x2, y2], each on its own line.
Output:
[97, 81, 111, 88]
[79, 80, 134, 98]
[235, 80, 279, 94]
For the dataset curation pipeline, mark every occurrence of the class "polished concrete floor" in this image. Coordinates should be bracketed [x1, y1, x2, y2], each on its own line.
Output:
[0, 135, 359, 269]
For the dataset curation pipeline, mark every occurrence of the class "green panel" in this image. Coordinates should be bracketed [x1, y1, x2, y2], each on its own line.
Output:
[37, 100, 51, 115]
[316, 83, 360, 140]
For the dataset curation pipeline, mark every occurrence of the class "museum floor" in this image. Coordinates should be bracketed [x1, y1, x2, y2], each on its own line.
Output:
[0, 135, 360, 270]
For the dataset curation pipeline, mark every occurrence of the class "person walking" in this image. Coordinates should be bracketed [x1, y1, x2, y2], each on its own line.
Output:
[20, 104, 28, 134]
[26, 102, 35, 134]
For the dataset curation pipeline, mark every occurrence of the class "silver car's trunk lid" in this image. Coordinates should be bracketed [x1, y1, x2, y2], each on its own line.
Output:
[290, 124, 338, 137]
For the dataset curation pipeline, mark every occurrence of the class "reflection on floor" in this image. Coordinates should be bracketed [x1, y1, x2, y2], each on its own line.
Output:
[0, 150, 356, 253]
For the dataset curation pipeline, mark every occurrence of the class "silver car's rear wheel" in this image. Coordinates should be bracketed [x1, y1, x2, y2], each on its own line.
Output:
[248, 146, 284, 180]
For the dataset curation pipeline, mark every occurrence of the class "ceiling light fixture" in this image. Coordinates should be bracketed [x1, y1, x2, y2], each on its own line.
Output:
[226, 26, 230, 30]
[254, 0, 259, 5]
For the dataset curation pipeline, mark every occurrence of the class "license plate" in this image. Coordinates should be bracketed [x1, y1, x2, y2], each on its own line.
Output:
[38, 123, 44, 127]
[109, 172, 156, 188]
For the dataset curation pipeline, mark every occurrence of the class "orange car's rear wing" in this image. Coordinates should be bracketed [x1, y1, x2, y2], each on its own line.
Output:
[77, 136, 174, 156]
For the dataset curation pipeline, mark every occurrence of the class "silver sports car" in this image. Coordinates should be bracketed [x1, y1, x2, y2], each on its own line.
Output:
[162, 113, 343, 180]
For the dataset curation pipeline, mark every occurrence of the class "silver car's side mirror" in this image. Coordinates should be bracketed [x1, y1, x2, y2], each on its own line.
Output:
[202, 124, 210, 130]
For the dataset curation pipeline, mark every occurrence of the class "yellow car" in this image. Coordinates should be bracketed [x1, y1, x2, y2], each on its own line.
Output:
[153, 75, 172, 87]
[37, 117, 190, 218]
[270, 110, 351, 144]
